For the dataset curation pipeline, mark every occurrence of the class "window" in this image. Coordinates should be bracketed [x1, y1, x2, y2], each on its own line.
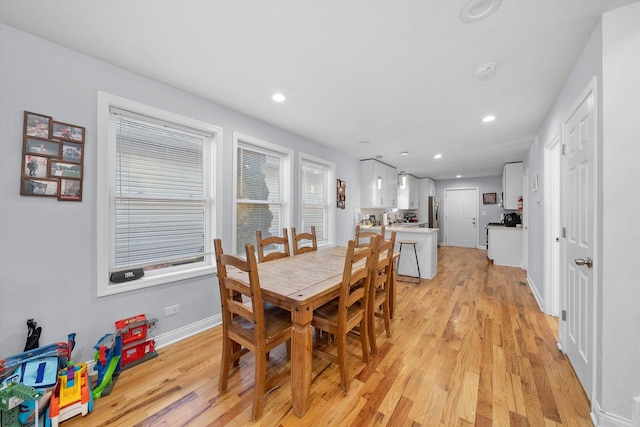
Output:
[97, 92, 219, 296]
[299, 154, 335, 246]
[233, 133, 292, 256]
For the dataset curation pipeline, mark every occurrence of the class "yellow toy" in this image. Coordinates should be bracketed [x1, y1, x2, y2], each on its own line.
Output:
[45, 363, 92, 427]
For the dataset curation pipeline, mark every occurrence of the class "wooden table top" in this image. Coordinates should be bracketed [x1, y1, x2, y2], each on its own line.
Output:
[227, 246, 351, 309]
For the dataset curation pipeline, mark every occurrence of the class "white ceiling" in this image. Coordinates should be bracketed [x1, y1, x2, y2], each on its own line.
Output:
[1, 0, 636, 179]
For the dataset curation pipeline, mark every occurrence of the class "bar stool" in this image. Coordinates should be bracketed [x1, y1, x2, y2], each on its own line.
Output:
[397, 240, 421, 283]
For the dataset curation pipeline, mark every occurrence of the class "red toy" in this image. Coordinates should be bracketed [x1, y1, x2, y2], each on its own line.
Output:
[114, 314, 158, 369]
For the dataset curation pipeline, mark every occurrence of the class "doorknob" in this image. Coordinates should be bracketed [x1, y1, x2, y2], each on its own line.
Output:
[574, 257, 593, 268]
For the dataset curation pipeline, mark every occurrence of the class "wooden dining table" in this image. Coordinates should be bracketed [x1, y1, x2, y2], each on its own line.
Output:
[228, 245, 352, 417]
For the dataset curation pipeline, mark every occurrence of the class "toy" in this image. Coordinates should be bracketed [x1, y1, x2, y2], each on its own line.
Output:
[0, 383, 42, 427]
[0, 337, 73, 427]
[45, 362, 92, 427]
[115, 314, 158, 369]
[91, 333, 122, 399]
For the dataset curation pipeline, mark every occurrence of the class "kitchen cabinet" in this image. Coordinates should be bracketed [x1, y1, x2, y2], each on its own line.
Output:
[502, 162, 523, 210]
[397, 174, 419, 209]
[487, 225, 523, 268]
[360, 159, 397, 208]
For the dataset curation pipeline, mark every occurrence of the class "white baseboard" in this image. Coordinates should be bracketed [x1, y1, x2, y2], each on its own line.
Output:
[527, 274, 545, 312]
[592, 398, 633, 426]
[477, 244, 487, 250]
[155, 315, 221, 350]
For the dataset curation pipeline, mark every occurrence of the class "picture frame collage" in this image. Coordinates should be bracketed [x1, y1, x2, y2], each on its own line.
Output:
[21, 111, 85, 201]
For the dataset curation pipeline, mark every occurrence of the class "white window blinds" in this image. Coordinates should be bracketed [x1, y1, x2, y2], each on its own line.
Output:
[300, 158, 328, 243]
[235, 143, 285, 255]
[110, 108, 210, 271]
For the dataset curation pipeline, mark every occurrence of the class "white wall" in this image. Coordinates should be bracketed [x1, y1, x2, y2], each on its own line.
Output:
[0, 24, 360, 361]
[601, 2, 640, 421]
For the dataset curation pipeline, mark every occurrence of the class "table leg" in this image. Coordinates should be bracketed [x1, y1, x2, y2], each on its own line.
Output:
[291, 304, 313, 417]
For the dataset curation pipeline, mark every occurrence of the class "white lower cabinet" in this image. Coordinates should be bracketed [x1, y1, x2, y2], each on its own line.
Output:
[487, 226, 523, 268]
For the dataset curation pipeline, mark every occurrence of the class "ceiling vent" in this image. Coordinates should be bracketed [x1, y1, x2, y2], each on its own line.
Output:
[475, 63, 497, 80]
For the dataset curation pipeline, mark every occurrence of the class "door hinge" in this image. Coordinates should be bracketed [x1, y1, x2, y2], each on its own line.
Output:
[562, 227, 566, 238]
[562, 310, 566, 321]
[562, 144, 567, 155]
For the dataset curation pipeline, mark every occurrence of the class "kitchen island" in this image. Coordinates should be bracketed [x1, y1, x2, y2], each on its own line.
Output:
[369, 224, 438, 280]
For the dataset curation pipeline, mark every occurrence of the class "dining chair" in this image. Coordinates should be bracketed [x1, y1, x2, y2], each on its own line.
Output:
[256, 228, 290, 262]
[367, 231, 396, 355]
[355, 224, 386, 247]
[291, 226, 318, 255]
[311, 235, 380, 391]
[214, 239, 292, 421]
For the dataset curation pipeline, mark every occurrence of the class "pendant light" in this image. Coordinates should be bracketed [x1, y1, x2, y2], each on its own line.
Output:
[399, 151, 408, 189]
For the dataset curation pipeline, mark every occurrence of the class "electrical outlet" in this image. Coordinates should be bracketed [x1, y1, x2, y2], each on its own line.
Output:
[164, 304, 180, 317]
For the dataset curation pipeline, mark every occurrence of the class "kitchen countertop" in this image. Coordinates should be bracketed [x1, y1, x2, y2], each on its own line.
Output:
[368, 224, 439, 233]
[486, 224, 523, 230]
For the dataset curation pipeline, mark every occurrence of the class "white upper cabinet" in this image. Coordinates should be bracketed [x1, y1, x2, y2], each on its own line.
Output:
[502, 162, 523, 210]
[397, 174, 419, 209]
[360, 159, 397, 208]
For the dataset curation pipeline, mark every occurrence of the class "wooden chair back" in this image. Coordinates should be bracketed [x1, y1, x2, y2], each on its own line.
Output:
[256, 228, 290, 262]
[367, 231, 396, 354]
[215, 239, 265, 339]
[355, 224, 385, 247]
[291, 226, 318, 255]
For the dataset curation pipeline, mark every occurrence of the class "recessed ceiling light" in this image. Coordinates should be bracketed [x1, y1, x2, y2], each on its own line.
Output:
[456, 175, 462, 178]
[359, 140, 371, 145]
[272, 93, 286, 102]
[482, 115, 496, 122]
[401, 151, 408, 156]
[434, 154, 442, 159]
[459, 0, 502, 23]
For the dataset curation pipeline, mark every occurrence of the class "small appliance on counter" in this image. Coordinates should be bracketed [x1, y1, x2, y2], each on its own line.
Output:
[503, 212, 521, 227]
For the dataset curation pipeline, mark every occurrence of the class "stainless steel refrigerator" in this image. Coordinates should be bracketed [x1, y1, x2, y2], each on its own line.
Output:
[427, 196, 439, 228]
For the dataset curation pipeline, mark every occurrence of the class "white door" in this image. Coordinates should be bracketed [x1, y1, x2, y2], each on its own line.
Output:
[561, 80, 596, 400]
[445, 188, 478, 248]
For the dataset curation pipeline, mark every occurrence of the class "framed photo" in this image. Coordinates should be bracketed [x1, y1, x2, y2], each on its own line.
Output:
[483, 192, 497, 204]
[24, 111, 52, 139]
[61, 141, 83, 163]
[22, 155, 49, 179]
[24, 137, 60, 158]
[21, 178, 58, 197]
[52, 121, 85, 142]
[49, 161, 82, 179]
[337, 179, 346, 209]
[58, 178, 82, 202]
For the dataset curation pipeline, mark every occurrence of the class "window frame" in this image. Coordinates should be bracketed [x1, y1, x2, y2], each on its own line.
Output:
[97, 92, 220, 297]
[298, 152, 336, 247]
[232, 132, 293, 256]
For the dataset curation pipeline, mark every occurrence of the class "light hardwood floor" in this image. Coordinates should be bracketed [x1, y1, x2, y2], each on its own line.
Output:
[65, 246, 591, 426]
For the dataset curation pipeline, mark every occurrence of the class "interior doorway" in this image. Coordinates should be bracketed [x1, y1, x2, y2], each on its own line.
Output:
[444, 187, 478, 248]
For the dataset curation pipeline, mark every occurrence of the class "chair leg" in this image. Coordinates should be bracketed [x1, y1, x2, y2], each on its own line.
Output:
[368, 304, 378, 356]
[252, 348, 266, 421]
[360, 318, 369, 363]
[219, 336, 231, 392]
[337, 333, 350, 392]
[382, 297, 392, 338]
